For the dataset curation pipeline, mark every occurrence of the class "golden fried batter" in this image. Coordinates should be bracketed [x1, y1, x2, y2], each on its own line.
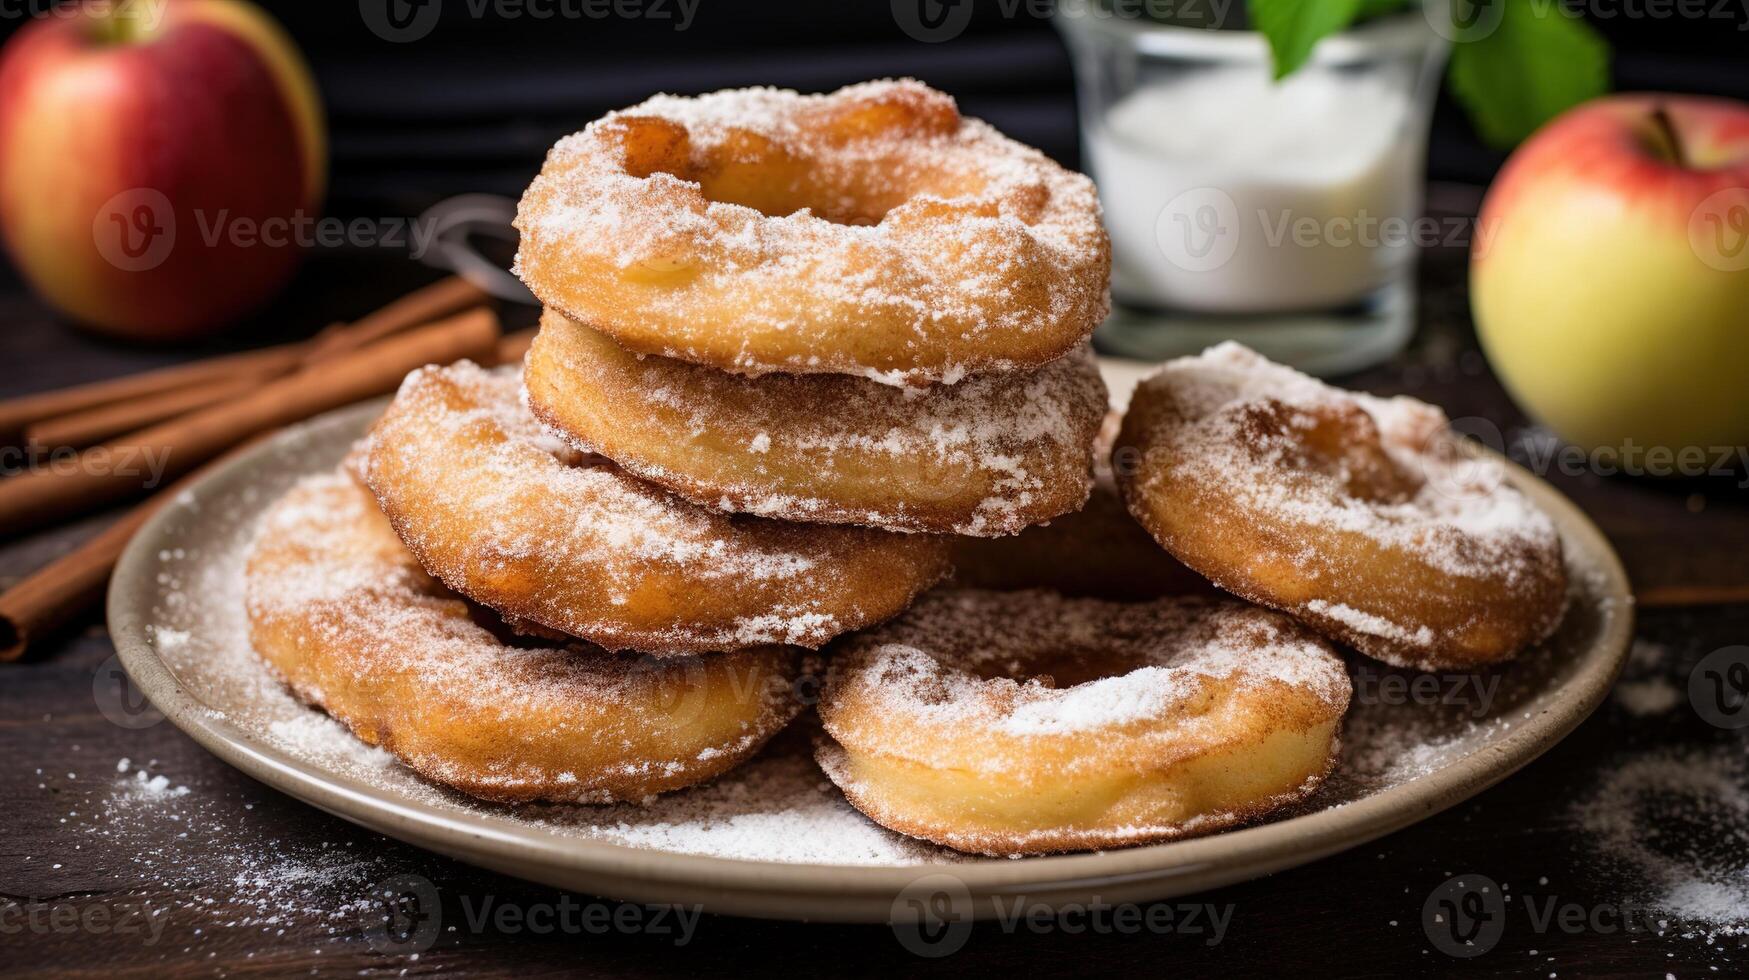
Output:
[817, 590, 1350, 856]
[1116, 343, 1567, 671]
[525, 311, 1107, 536]
[246, 472, 806, 804]
[362, 361, 950, 655]
[514, 79, 1109, 386]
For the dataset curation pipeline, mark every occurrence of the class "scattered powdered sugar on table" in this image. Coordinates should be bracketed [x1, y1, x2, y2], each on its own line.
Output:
[119, 767, 190, 800]
[1630, 639, 1669, 671]
[84, 759, 384, 937]
[128, 406, 1619, 868]
[1612, 640, 1683, 718]
[1615, 678, 1682, 718]
[1571, 749, 1749, 942]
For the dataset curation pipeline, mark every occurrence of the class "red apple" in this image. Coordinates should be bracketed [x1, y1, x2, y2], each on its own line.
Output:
[1473, 94, 1749, 453]
[0, 0, 325, 340]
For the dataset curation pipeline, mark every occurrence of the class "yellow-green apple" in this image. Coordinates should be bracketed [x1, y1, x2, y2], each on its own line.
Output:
[1472, 93, 1749, 454]
[0, 0, 324, 340]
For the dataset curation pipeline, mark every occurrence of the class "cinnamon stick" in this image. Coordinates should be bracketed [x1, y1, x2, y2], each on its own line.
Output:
[26, 376, 263, 451]
[0, 274, 488, 447]
[20, 282, 487, 452]
[0, 345, 302, 445]
[0, 437, 266, 662]
[496, 327, 536, 366]
[0, 307, 499, 537]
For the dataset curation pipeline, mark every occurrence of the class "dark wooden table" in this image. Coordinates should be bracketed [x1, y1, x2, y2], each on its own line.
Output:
[3, 247, 1746, 978]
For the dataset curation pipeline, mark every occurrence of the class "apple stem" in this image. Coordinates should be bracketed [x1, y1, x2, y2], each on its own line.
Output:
[90, 8, 146, 45]
[1650, 105, 1688, 169]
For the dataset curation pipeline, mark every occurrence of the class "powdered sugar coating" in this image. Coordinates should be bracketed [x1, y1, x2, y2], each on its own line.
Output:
[244, 471, 806, 804]
[1304, 599, 1436, 650]
[823, 589, 1349, 763]
[817, 589, 1350, 855]
[361, 361, 951, 654]
[120, 395, 1626, 873]
[1116, 342, 1567, 671]
[525, 312, 1107, 536]
[514, 78, 1110, 385]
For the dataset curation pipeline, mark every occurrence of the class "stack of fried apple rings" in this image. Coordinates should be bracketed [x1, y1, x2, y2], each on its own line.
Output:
[246, 79, 1568, 855]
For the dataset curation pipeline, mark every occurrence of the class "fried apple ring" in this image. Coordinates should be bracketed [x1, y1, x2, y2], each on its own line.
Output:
[817, 589, 1350, 856]
[524, 311, 1107, 536]
[1115, 342, 1567, 672]
[513, 79, 1110, 386]
[361, 361, 950, 655]
[245, 472, 806, 804]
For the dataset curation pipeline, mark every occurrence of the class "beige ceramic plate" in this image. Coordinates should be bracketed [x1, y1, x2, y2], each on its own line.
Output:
[109, 370, 1633, 923]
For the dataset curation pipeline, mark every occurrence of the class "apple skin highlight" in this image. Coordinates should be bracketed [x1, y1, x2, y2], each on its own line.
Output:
[1473, 93, 1749, 454]
[0, 0, 325, 340]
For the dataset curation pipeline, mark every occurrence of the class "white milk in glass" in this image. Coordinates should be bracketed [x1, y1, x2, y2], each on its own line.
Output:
[1087, 67, 1422, 315]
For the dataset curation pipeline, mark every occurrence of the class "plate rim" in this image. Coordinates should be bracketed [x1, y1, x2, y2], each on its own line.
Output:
[107, 398, 1635, 922]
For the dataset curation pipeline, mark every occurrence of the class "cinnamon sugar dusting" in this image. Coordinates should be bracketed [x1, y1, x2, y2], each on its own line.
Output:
[245, 472, 803, 803]
[824, 589, 1349, 747]
[1120, 342, 1567, 670]
[362, 361, 947, 651]
[1135, 342, 1560, 580]
[513, 79, 1110, 384]
[128, 403, 1620, 867]
[529, 316, 1108, 536]
[811, 590, 1352, 854]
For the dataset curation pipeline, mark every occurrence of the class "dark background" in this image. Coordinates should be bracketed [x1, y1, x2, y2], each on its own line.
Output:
[141, 0, 1749, 220]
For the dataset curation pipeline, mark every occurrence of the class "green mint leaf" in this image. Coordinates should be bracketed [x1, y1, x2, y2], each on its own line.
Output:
[1448, 2, 1611, 148]
[1248, 0, 1367, 79]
